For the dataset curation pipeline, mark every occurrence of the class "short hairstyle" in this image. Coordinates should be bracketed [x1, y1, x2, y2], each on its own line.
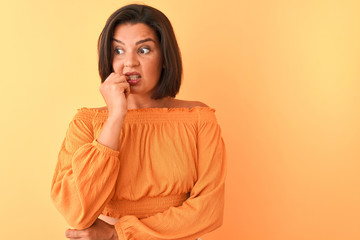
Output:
[97, 4, 182, 99]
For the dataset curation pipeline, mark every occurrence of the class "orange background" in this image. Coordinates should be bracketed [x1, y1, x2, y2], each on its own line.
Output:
[0, 0, 359, 239]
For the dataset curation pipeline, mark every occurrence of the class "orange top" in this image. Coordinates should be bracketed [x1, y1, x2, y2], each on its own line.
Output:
[50, 106, 226, 240]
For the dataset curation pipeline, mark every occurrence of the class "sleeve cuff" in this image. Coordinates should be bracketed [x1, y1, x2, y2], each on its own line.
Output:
[92, 139, 120, 157]
[114, 219, 127, 240]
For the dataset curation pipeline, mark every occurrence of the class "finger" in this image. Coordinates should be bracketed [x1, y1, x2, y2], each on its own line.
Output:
[124, 83, 131, 97]
[103, 72, 115, 82]
[104, 72, 124, 83]
[65, 229, 85, 239]
[104, 76, 128, 85]
[113, 75, 129, 83]
[118, 82, 131, 96]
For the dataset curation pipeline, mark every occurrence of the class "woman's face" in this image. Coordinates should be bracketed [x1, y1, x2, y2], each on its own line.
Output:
[112, 23, 163, 96]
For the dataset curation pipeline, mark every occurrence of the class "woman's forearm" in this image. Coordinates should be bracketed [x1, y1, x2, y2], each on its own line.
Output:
[96, 116, 125, 151]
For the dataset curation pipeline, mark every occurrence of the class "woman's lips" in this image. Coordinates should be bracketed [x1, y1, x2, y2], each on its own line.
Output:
[125, 72, 141, 86]
[127, 78, 141, 86]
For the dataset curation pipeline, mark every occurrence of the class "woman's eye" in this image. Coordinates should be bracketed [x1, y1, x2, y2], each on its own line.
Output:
[115, 49, 124, 55]
[138, 47, 150, 54]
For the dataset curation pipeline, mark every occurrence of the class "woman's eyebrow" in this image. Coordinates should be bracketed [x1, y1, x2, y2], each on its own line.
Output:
[112, 37, 155, 45]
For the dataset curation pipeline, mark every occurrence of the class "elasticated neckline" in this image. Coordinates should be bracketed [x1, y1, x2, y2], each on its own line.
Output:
[76, 106, 216, 123]
[78, 106, 215, 113]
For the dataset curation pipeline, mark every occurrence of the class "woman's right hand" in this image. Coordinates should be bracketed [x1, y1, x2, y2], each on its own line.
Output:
[99, 72, 130, 119]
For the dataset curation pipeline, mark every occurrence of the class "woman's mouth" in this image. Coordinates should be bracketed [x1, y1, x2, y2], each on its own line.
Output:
[128, 75, 141, 80]
[125, 72, 141, 86]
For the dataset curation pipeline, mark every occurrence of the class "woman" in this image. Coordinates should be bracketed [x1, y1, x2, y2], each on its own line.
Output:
[50, 4, 226, 240]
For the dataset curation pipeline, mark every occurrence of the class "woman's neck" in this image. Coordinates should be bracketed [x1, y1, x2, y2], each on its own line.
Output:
[126, 95, 174, 110]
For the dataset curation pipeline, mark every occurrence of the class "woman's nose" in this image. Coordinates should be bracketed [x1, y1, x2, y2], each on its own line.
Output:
[124, 52, 140, 67]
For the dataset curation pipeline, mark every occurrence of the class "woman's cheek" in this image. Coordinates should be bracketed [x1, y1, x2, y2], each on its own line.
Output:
[112, 61, 123, 72]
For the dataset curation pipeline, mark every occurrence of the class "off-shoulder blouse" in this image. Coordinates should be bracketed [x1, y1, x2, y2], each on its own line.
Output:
[50, 106, 226, 240]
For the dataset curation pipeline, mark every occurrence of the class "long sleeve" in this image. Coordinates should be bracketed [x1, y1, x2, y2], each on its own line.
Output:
[50, 111, 121, 229]
[114, 113, 227, 240]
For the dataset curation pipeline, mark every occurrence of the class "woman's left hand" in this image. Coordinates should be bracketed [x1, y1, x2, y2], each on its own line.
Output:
[65, 219, 118, 240]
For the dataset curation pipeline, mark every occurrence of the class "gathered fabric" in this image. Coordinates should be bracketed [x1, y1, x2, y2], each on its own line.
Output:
[50, 106, 226, 240]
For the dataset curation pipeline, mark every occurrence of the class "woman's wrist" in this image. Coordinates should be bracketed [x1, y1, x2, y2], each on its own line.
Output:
[107, 113, 126, 123]
[96, 116, 125, 151]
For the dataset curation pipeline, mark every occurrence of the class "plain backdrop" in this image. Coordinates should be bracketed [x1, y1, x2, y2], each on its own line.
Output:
[0, 0, 359, 239]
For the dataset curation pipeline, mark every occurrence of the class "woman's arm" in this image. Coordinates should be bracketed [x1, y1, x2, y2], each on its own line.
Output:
[97, 115, 125, 150]
[65, 219, 118, 240]
[50, 111, 122, 229]
[97, 72, 130, 151]
[51, 73, 129, 229]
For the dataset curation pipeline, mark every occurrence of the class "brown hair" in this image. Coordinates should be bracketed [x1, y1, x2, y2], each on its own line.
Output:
[97, 4, 182, 99]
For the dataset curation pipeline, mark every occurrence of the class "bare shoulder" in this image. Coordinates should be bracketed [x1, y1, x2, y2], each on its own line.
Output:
[93, 106, 108, 111]
[172, 99, 209, 108]
[189, 100, 209, 108]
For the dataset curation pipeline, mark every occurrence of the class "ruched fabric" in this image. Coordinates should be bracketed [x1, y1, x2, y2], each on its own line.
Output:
[50, 106, 226, 240]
